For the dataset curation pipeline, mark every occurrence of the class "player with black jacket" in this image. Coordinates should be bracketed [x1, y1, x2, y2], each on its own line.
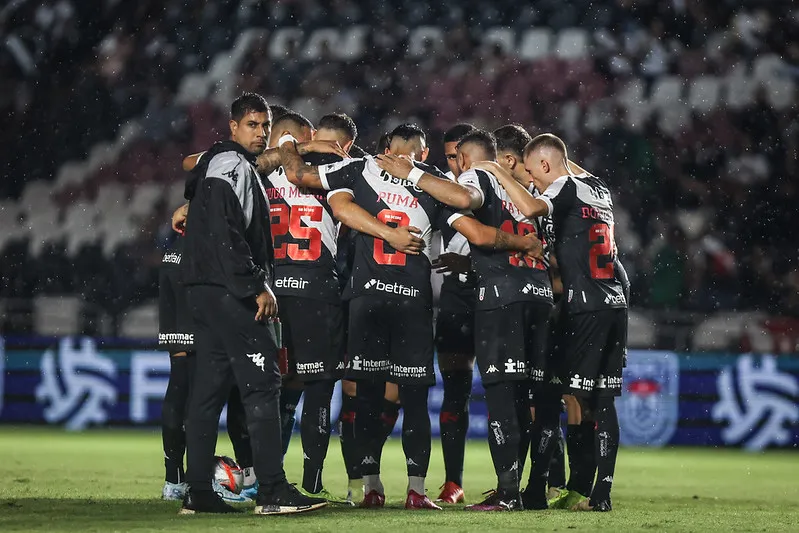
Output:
[178, 92, 326, 516]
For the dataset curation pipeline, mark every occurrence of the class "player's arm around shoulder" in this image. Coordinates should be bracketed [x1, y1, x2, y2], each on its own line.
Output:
[449, 212, 543, 259]
[470, 161, 549, 219]
[375, 154, 480, 210]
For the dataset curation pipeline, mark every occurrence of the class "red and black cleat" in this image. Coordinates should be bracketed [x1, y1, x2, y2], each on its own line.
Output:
[405, 490, 443, 510]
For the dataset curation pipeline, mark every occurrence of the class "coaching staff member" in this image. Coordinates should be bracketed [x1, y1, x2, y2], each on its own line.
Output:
[179, 92, 326, 515]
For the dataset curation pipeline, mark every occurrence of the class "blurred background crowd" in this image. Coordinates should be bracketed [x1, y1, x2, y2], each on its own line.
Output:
[0, 0, 797, 347]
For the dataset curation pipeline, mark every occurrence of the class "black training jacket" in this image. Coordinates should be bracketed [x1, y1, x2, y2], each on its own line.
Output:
[180, 141, 275, 299]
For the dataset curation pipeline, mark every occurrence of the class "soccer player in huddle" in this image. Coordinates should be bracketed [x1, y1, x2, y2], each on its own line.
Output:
[483, 133, 628, 512]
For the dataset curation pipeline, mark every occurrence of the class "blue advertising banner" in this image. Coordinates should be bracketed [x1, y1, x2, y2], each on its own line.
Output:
[1, 337, 798, 450]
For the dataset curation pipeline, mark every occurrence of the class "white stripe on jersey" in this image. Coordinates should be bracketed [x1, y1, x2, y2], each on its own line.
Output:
[458, 168, 533, 224]
[268, 168, 338, 260]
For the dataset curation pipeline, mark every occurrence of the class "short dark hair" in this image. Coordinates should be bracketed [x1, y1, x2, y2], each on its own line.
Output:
[443, 123, 477, 144]
[524, 133, 568, 159]
[456, 130, 497, 160]
[269, 104, 292, 121]
[494, 124, 532, 158]
[231, 92, 269, 122]
[376, 132, 391, 154]
[318, 113, 358, 141]
[272, 111, 314, 133]
[389, 123, 427, 145]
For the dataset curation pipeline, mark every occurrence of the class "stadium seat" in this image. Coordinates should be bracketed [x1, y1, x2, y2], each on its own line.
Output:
[649, 76, 684, 109]
[95, 183, 129, 214]
[482, 26, 516, 55]
[628, 310, 657, 348]
[33, 295, 82, 336]
[176, 73, 210, 105]
[724, 73, 757, 109]
[338, 25, 368, 60]
[657, 103, 690, 136]
[128, 183, 164, 218]
[304, 28, 341, 60]
[407, 26, 446, 57]
[688, 76, 721, 113]
[19, 180, 54, 214]
[167, 181, 186, 210]
[554, 28, 589, 59]
[63, 201, 101, 256]
[692, 312, 766, 351]
[753, 54, 787, 82]
[101, 215, 139, 257]
[763, 78, 796, 110]
[519, 29, 552, 60]
[269, 27, 305, 60]
[119, 301, 159, 339]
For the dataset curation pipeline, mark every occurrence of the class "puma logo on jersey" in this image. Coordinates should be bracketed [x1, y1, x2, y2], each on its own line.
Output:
[247, 352, 265, 371]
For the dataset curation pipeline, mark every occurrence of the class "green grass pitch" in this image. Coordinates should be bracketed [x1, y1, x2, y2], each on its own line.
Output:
[1, 427, 797, 532]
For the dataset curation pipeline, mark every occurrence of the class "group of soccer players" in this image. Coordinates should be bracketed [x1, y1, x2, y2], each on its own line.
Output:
[158, 91, 628, 515]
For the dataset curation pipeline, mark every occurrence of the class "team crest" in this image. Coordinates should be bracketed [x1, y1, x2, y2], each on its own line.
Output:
[617, 351, 679, 447]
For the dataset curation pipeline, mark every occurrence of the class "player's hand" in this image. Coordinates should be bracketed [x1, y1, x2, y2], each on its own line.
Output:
[520, 233, 544, 261]
[471, 160, 504, 174]
[375, 153, 415, 180]
[385, 226, 424, 255]
[432, 252, 471, 274]
[255, 290, 278, 321]
[299, 140, 349, 159]
[172, 203, 189, 235]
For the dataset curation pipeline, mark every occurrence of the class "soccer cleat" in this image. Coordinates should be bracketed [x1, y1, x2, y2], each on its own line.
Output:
[345, 479, 363, 507]
[405, 490, 443, 510]
[213, 479, 251, 503]
[464, 489, 523, 512]
[240, 482, 259, 500]
[359, 489, 386, 509]
[179, 489, 242, 515]
[300, 487, 352, 505]
[521, 485, 548, 510]
[435, 481, 465, 504]
[549, 488, 587, 509]
[254, 482, 328, 515]
[162, 481, 188, 501]
[572, 498, 612, 512]
[547, 486, 566, 502]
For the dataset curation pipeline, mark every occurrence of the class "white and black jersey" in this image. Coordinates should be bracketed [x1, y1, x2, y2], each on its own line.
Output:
[264, 153, 343, 303]
[457, 168, 553, 311]
[539, 172, 627, 314]
[318, 157, 458, 304]
[181, 141, 274, 299]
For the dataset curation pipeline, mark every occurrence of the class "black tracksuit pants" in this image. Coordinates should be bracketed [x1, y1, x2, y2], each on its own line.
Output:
[185, 284, 286, 492]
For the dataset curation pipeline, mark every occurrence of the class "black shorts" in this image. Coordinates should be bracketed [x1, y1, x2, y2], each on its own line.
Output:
[474, 301, 551, 386]
[278, 296, 345, 382]
[559, 308, 627, 397]
[158, 267, 195, 354]
[346, 295, 435, 385]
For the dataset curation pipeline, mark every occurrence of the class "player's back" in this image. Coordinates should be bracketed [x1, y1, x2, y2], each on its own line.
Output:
[457, 168, 552, 310]
[264, 153, 342, 303]
[324, 156, 455, 303]
[541, 173, 626, 313]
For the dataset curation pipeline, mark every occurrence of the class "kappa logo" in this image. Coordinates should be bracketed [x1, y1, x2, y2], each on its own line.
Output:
[335, 361, 345, 370]
[550, 376, 562, 385]
[406, 458, 419, 467]
[361, 456, 377, 466]
[486, 364, 499, 373]
[602, 476, 614, 483]
[247, 353, 265, 371]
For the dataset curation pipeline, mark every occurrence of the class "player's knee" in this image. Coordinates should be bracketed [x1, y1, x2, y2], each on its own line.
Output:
[384, 381, 400, 404]
[341, 379, 357, 397]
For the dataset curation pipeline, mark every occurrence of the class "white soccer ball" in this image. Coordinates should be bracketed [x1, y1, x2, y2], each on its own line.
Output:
[213, 455, 244, 494]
